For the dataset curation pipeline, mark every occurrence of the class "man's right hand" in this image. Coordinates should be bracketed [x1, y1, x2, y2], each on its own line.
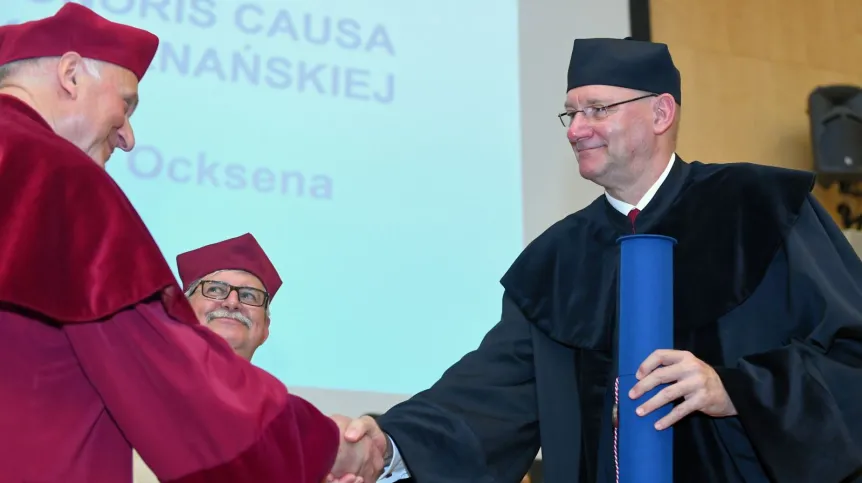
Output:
[327, 415, 390, 483]
[346, 416, 390, 462]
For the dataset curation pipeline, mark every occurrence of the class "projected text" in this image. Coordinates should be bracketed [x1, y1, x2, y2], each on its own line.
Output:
[156, 43, 394, 103]
[25, 0, 397, 104]
[125, 145, 334, 200]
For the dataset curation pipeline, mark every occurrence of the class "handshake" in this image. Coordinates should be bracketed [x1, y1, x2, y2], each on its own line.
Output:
[324, 414, 390, 483]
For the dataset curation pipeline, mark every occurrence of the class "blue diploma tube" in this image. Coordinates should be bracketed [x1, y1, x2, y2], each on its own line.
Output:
[617, 234, 677, 483]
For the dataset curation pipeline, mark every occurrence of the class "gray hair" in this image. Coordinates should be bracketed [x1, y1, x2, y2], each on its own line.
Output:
[185, 269, 272, 318]
[0, 56, 103, 86]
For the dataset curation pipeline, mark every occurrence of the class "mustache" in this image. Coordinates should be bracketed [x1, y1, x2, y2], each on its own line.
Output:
[206, 309, 252, 328]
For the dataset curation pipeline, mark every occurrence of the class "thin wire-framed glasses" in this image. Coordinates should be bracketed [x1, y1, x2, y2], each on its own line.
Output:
[194, 280, 270, 307]
[557, 93, 657, 127]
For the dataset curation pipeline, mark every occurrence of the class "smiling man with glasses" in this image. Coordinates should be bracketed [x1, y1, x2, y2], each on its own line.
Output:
[177, 232, 281, 362]
[330, 36, 862, 483]
[135, 233, 286, 482]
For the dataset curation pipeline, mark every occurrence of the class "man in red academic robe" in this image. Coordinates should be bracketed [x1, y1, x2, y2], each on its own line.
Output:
[176, 233, 284, 362]
[0, 4, 376, 483]
[137, 233, 340, 482]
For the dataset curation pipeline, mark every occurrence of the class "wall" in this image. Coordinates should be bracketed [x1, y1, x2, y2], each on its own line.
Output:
[649, 0, 862, 226]
[292, 0, 634, 422]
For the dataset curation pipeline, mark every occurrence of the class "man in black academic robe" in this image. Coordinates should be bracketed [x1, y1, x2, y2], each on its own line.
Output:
[335, 38, 862, 483]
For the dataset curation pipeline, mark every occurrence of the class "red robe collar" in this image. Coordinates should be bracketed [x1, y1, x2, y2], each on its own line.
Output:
[0, 94, 197, 324]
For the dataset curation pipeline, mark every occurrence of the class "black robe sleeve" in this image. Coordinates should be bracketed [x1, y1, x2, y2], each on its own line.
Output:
[714, 194, 862, 483]
[376, 295, 540, 483]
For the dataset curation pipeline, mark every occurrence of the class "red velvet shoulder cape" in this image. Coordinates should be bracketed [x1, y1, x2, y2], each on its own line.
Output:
[0, 94, 193, 323]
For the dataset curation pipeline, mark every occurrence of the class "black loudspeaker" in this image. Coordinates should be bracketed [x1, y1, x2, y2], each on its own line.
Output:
[808, 85, 862, 188]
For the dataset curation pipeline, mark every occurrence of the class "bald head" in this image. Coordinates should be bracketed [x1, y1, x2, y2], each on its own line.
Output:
[0, 52, 139, 168]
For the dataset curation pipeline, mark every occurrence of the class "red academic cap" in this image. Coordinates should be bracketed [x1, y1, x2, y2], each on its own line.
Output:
[176, 233, 283, 300]
[0, 3, 159, 81]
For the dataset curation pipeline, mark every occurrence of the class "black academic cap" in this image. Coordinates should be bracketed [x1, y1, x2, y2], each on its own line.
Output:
[566, 37, 682, 105]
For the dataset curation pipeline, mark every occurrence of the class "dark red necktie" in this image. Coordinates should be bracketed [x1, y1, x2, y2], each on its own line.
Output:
[627, 208, 640, 234]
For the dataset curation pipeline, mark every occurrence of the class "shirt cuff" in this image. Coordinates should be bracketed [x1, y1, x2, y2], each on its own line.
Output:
[377, 434, 410, 482]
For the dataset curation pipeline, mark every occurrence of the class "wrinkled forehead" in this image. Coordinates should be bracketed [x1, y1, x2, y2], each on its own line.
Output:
[202, 269, 266, 291]
[98, 62, 139, 102]
[96, 61, 138, 86]
[564, 84, 642, 109]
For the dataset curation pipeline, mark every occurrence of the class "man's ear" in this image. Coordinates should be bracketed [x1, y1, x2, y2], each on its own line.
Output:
[652, 93, 677, 136]
[261, 315, 270, 344]
[56, 51, 84, 98]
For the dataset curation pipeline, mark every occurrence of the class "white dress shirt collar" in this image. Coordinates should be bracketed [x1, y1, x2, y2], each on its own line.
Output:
[605, 153, 676, 215]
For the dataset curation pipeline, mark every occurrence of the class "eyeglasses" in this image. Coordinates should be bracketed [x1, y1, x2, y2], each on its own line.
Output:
[557, 94, 657, 127]
[193, 280, 269, 307]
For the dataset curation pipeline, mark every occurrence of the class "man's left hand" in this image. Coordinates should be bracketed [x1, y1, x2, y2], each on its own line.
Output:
[628, 349, 737, 430]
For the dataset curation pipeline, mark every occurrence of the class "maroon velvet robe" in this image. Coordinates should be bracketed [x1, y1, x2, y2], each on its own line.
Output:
[0, 94, 339, 482]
